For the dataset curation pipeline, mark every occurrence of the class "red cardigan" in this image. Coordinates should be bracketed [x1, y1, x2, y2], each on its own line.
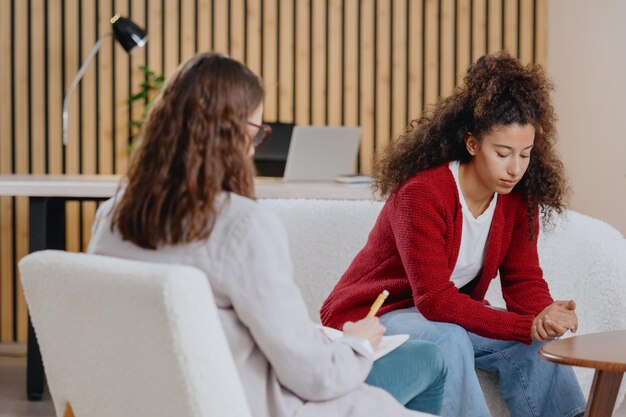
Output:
[320, 164, 554, 344]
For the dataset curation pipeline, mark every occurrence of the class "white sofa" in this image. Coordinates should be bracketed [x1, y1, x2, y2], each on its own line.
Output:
[259, 198, 626, 416]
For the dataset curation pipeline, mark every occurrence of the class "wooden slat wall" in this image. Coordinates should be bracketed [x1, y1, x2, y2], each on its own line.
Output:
[0, 0, 548, 342]
[0, 0, 14, 342]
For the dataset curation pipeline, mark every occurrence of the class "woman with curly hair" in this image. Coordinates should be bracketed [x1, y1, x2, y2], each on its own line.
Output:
[88, 53, 446, 417]
[321, 52, 586, 417]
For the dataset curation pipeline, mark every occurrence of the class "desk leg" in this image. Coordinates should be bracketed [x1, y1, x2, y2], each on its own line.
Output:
[26, 316, 42, 400]
[584, 370, 624, 417]
[26, 197, 66, 401]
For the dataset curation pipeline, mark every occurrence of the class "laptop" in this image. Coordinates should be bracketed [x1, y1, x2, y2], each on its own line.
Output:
[282, 126, 361, 182]
[253, 122, 295, 177]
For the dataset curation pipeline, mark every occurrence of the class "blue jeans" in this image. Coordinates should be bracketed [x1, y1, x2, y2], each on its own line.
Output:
[366, 339, 447, 415]
[380, 307, 586, 417]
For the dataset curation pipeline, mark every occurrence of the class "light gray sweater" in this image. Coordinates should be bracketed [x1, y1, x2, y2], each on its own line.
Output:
[88, 192, 430, 417]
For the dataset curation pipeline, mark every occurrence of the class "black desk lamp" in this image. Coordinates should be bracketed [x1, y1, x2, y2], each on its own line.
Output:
[62, 14, 148, 145]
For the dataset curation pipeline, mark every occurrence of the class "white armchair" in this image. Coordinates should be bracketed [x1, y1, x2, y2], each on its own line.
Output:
[19, 250, 251, 417]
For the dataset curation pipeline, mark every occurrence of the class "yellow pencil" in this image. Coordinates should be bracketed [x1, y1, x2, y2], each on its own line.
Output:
[366, 290, 389, 317]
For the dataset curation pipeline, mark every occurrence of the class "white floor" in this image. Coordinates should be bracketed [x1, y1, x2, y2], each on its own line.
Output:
[0, 344, 54, 417]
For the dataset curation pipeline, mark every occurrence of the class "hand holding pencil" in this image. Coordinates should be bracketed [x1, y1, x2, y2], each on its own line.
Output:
[342, 290, 390, 349]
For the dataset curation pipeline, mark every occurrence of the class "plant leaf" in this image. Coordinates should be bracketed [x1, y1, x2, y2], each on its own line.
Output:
[129, 91, 147, 102]
[138, 65, 155, 76]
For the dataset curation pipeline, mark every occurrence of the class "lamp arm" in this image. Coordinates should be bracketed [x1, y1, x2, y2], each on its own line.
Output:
[62, 32, 113, 146]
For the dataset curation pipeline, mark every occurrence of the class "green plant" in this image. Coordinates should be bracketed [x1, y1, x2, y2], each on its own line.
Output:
[129, 65, 165, 150]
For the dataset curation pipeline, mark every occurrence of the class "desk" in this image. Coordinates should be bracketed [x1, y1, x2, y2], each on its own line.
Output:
[0, 174, 377, 400]
[0, 174, 377, 200]
[540, 330, 626, 417]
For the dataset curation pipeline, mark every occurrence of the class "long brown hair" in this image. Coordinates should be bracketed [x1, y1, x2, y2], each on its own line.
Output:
[375, 52, 568, 235]
[112, 53, 264, 249]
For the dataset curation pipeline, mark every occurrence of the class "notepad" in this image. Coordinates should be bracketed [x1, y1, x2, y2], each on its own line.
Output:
[318, 325, 410, 361]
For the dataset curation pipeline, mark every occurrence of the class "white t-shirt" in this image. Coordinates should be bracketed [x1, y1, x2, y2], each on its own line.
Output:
[448, 160, 497, 289]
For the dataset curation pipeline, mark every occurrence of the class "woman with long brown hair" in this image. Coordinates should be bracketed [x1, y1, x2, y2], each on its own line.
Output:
[88, 53, 446, 417]
[321, 52, 586, 417]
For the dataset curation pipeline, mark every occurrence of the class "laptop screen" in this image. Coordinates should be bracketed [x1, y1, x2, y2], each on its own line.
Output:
[253, 122, 295, 177]
[282, 126, 361, 182]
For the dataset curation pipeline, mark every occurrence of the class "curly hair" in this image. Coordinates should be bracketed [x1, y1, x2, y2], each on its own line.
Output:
[374, 52, 568, 236]
[112, 53, 264, 249]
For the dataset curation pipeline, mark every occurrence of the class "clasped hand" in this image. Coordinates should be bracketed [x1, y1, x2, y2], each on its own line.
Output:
[531, 299, 578, 343]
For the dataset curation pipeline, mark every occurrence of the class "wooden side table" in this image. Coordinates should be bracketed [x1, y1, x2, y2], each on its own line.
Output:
[540, 330, 626, 417]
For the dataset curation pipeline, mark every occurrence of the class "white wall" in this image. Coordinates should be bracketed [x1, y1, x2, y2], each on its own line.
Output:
[548, 0, 626, 235]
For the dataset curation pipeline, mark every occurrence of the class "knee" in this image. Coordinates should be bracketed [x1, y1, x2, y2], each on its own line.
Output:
[418, 341, 446, 374]
[437, 323, 473, 356]
[524, 340, 551, 364]
[423, 342, 447, 384]
[397, 340, 447, 382]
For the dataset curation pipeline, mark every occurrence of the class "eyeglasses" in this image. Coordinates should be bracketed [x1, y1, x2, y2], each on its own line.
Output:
[247, 121, 272, 147]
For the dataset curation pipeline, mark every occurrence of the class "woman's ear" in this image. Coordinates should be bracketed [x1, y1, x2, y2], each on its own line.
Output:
[465, 133, 479, 156]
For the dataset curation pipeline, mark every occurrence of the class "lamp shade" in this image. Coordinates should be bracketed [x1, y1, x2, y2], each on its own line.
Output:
[111, 14, 148, 53]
